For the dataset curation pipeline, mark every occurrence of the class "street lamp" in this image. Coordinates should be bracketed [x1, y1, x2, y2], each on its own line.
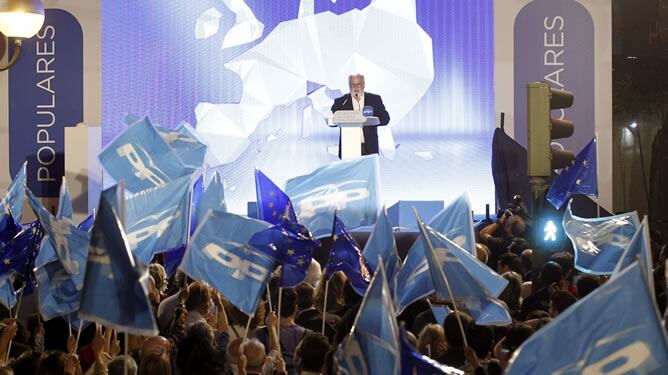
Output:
[0, 0, 45, 71]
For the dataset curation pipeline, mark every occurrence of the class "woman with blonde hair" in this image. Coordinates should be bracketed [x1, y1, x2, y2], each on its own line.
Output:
[417, 324, 447, 359]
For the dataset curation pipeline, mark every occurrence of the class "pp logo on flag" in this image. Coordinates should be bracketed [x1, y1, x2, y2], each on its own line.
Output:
[203, 243, 270, 282]
[296, 181, 369, 218]
[116, 143, 168, 187]
[127, 207, 181, 248]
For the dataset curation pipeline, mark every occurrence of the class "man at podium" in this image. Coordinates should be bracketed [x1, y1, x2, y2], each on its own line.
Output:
[331, 74, 390, 157]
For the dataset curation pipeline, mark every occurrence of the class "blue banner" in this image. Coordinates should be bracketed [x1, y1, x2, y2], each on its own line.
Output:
[286, 156, 381, 238]
[506, 261, 668, 375]
[9, 9, 83, 197]
[563, 202, 640, 274]
[125, 175, 192, 264]
[181, 210, 277, 315]
[336, 264, 400, 375]
[99, 116, 196, 193]
[80, 188, 158, 336]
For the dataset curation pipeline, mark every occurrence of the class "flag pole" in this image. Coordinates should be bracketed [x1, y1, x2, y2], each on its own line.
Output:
[277, 286, 283, 346]
[321, 280, 329, 335]
[124, 331, 128, 375]
[5, 286, 24, 362]
[242, 313, 253, 343]
[266, 288, 273, 313]
[73, 319, 84, 354]
[413, 207, 468, 348]
[67, 314, 72, 336]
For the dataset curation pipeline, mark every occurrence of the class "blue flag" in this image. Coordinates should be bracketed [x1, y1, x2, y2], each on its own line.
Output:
[363, 207, 401, 284]
[99, 116, 196, 193]
[79, 188, 158, 336]
[77, 214, 95, 232]
[0, 221, 41, 278]
[394, 193, 483, 313]
[336, 263, 400, 375]
[56, 177, 74, 222]
[27, 190, 91, 290]
[0, 276, 16, 309]
[0, 212, 22, 246]
[124, 113, 212, 168]
[163, 245, 186, 278]
[286, 156, 381, 238]
[327, 215, 372, 296]
[155, 121, 208, 169]
[191, 174, 205, 236]
[418, 221, 511, 325]
[430, 304, 452, 325]
[181, 210, 277, 315]
[196, 171, 226, 228]
[255, 169, 298, 226]
[427, 193, 476, 255]
[399, 325, 461, 375]
[563, 202, 640, 274]
[547, 137, 598, 209]
[0, 161, 26, 223]
[125, 175, 192, 264]
[248, 222, 318, 288]
[35, 261, 80, 321]
[506, 261, 668, 375]
[613, 217, 654, 290]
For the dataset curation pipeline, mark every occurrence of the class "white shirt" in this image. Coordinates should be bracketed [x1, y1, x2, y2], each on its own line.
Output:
[351, 93, 365, 143]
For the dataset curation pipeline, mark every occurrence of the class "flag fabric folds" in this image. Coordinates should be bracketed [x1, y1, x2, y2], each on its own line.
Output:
[0, 277, 16, 309]
[56, 177, 74, 222]
[326, 215, 372, 296]
[0, 221, 42, 278]
[427, 193, 477, 255]
[418, 221, 511, 325]
[506, 261, 668, 375]
[125, 175, 192, 264]
[123, 113, 213, 168]
[0, 212, 21, 246]
[255, 169, 298, 226]
[336, 263, 400, 375]
[99, 116, 196, 193]
[35, 261, 81, 321]
[563, 202, 640, 274]
[195, 171, 227, 228]
[612, 217, 654, 290]
[0, 161, 26, 223]
[248, 223, 317, 288]
[27, 190, 91, 290]
[430, 304, 452, 325]
[79, 188, 158, 336]
[394, 193, 483, 313]
[181, 210, 276, 315]
[547, 137, 598, 209]
[363, 207, 401, 284]
[286, 156, 381, 238]
[155, 121, 209, 169]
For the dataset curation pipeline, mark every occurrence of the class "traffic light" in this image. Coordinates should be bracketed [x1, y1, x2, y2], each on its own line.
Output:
[526, 82, 575, 177]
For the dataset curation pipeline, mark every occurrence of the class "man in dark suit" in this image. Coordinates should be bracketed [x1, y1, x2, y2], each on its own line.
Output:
[331, 74, 390, 157]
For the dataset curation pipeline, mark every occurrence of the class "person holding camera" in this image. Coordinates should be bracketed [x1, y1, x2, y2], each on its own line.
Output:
[479, 206, 529, 268]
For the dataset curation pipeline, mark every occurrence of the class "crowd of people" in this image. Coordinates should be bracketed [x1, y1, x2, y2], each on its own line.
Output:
[0, 198, 665, 375]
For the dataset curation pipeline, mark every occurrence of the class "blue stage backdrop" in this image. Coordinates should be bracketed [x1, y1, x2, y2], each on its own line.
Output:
[102, 0, 495, 214]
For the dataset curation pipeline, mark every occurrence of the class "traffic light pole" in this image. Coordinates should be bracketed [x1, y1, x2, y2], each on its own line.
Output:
[529, 176, 549, 290]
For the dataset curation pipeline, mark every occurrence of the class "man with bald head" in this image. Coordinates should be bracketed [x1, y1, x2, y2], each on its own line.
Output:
[331, 74, 390, 157]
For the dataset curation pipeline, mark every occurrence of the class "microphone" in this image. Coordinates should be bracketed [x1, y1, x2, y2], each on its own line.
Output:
[342, 96, 348, 106]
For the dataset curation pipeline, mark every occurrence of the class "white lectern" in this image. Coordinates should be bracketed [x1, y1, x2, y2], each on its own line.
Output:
[330, 110, 380, 160]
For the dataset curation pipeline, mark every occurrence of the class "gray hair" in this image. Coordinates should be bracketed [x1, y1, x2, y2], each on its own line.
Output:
[348, 74, 365, 86]
[108, 355, 138, 375]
